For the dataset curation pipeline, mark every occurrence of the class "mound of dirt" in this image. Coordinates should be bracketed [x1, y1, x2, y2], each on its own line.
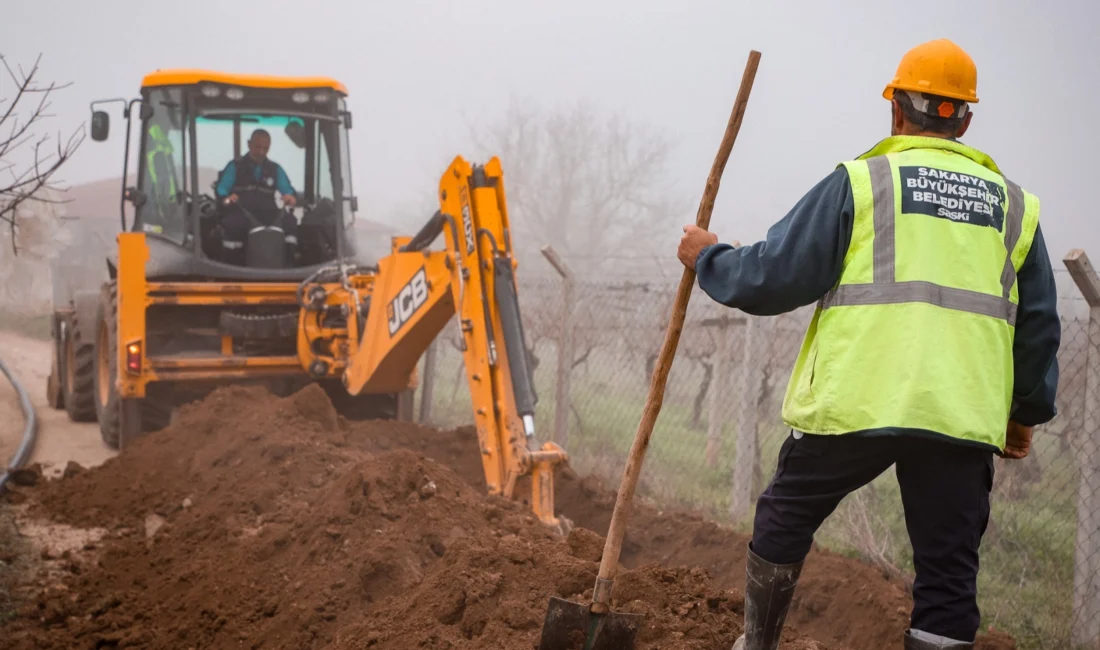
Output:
[0, 384, 1014, 650]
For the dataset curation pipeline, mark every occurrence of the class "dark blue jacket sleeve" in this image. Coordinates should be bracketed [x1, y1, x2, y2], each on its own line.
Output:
[274, 164, 296, 196]
[694, 166, 854, 315]
[1009, 224, 1060, 426]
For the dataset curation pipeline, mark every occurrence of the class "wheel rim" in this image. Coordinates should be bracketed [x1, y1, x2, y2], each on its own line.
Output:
[97, 321, 110, 407]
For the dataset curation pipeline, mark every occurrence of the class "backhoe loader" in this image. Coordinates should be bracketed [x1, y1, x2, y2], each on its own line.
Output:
[44, 69, 569, 531]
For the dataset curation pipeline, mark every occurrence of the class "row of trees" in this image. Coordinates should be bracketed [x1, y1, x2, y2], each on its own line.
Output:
[466, 99, 690, 278]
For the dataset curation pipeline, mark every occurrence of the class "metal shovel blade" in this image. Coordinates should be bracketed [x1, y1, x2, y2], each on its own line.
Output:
[538, 596, 644, 650]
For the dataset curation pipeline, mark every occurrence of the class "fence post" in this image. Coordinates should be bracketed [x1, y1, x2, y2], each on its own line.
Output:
[418, 339, 437, 424]
[731, 315, 764, 521]
[705, 315, 735, 467]
[541, 245, 574, 448]
[1064, 248, 1100, 648]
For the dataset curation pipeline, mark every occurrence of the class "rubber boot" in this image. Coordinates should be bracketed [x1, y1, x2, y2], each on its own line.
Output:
[903, 629, 974, 649]
[730, 545, 804, 650]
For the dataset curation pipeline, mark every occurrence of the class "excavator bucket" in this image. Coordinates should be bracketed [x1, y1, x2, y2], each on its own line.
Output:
[537, 596, 643, 650]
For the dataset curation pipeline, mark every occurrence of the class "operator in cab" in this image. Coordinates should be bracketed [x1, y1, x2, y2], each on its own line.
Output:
[215, 128, 299, 265]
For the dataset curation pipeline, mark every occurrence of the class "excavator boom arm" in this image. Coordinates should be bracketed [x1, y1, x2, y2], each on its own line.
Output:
[332, 156, 567, 529]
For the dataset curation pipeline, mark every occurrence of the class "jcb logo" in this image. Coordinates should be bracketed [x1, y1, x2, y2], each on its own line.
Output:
[459, 186, 476, 256]
[387, 267, 429, 336]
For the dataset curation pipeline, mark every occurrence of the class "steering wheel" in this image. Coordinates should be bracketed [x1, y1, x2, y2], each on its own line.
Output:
[197, 193, 218, 219]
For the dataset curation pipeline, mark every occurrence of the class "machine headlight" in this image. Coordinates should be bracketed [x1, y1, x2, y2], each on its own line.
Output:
[226, 87, 244, 100]
[291, 91, 310, 104]
[313, 92, 330, 103]
[200, 84, 221, 98]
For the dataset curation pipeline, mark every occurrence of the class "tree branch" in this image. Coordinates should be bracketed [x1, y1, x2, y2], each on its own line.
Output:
[0, 54, 85, 254]
[466, 98, 689, 277]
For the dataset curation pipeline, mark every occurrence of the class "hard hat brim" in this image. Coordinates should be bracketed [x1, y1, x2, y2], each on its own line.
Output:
[883, 83, 979, 104]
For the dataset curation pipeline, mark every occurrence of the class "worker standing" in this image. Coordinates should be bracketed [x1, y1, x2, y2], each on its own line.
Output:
[677, 39, 1060, 650]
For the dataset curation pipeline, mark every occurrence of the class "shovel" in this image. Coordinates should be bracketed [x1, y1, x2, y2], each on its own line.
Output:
[537, 48, 762, 650]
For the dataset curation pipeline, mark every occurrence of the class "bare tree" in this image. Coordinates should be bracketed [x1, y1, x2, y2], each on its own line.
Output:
[468, 98, 688, 278]
[0, 54, 84, 254]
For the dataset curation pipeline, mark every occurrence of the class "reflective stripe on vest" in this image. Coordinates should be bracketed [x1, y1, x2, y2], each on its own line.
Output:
[819, 155, 1027, 325]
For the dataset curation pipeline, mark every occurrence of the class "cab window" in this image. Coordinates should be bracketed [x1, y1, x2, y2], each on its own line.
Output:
[135, 87, 188, 244]
[195, 114, 307, 200]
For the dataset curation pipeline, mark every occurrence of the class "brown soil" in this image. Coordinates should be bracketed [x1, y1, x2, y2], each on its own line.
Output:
[0, 384, 1015, 650]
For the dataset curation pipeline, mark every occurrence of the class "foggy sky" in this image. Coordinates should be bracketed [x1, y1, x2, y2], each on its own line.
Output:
[4, 0, 1098, 268]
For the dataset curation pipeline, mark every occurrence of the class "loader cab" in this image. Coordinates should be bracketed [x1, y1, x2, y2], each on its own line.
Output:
[89, 70, 363, 281]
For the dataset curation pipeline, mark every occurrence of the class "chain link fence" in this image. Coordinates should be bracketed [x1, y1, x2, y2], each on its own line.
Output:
[417, 254, 1100, 650]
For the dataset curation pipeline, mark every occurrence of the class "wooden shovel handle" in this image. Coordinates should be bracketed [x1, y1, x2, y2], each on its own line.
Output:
[590, 49, 762, 613]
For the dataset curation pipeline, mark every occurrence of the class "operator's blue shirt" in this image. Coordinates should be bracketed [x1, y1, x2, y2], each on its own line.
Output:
[215, 158, 296, 198]
[694, 165, 1061, 429]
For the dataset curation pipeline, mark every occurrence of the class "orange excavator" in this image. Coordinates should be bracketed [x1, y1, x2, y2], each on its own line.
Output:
[44, 69, 570, 532]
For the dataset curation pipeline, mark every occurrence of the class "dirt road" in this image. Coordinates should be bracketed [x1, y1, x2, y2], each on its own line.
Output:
[0, 330, 115, 477]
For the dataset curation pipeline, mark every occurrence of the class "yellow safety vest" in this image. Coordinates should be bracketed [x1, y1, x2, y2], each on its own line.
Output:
[142, 124, 178, 233]
[146, 124, 177, 195]
[780, 135, 1041, 451]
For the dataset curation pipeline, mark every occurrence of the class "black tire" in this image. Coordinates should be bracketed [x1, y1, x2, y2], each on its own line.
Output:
[140, 383, 175, 433]
[93, 282, 123, 449]
[219, 310, 298, 339]
[46, 369, 64, 409]
[63, 312, 97, 422]
[92, 282, 171, 449]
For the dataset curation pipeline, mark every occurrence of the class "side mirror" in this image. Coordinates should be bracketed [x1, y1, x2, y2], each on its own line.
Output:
[341, 111, 353, 129]
[350, 196, 358, 212]
[90, 110, 110, 141]
[124, 187, 147, 208]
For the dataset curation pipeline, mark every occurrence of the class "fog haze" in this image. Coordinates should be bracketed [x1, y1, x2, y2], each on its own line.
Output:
[4, 0, 1097, 263]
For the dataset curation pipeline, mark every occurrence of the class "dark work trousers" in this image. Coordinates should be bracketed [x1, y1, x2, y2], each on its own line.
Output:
[751, 431, 994, 642]
[220, 206, 298, 264]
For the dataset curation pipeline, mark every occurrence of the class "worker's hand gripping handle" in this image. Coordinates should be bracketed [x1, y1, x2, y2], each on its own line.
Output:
[590, 49, 762, 613]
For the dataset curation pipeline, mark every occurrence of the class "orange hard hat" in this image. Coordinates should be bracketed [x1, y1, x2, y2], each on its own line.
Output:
[883, 39, 979, 104]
